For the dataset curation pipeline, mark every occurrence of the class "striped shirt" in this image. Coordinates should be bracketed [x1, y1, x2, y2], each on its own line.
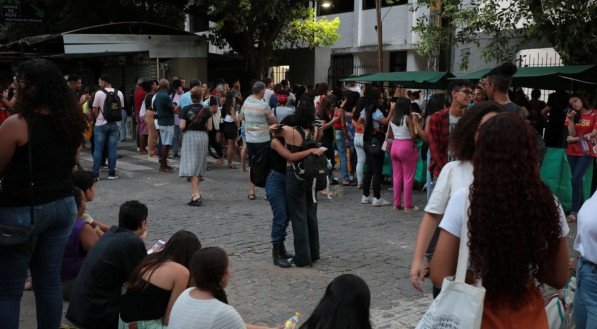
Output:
[168, 288, 245, 329]
[240, 97, 273, 143]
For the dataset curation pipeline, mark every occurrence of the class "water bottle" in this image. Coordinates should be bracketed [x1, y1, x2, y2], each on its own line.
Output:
[284, 312, 301, 329]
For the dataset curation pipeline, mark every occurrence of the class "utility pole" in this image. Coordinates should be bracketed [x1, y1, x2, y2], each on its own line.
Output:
[375, 0, 383, 72]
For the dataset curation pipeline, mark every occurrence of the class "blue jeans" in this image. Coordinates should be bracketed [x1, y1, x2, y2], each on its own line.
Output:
[0, 196, 77, 329]
[569, 155, 593, 213]
[265, 170, 289, 245]
[119, 110, 128, 140]
[575, 257, 597, 329]
[172, 125, 181, 156]
[93, 123, 120, 177]
[334, 130, 349, 181]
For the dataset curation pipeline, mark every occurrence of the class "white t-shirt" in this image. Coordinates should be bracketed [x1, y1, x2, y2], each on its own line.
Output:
[92, 88, 125, 126]
[439, 188, 569, 240]
[264, 89, 274, 105]
[574, 190, 597, 264]
[168, 288, 245, 329]
[424, 161, 474, 215]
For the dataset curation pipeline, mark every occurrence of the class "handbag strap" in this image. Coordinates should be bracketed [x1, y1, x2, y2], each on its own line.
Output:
[27, 120, 34, 226]
[455, 193, 471, 283]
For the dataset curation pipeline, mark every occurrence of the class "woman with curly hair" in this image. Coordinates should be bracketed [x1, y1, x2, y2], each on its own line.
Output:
[0, 59, 87, 328]
[410, 102, 504, 294]
[430, 112, 570, 328]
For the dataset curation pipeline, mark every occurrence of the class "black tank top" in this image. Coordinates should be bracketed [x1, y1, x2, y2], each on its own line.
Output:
[270, 137, 287, 174]
[0, 113, 78, 207]
[120, 281, 172, 322]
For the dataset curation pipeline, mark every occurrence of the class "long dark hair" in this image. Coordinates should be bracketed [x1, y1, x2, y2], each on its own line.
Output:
[469, 112, 561, 307]
[362, 87, 382, 140]
[449, 102, 505, 161]
[127, 231, 201, 290]
[220, 91, 235, 117]
[293, 95, 316, 129]
[299, 274, 372, 329]
[391, 97, 411, 126]
[13, 59, 86, 145]
[190, 247, 229, 304]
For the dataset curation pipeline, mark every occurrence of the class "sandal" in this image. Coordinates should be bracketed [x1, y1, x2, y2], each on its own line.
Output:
[567, 212, 577, 223]
[404, 206, 420, 213]
[227, 164, 238, 169]
[247, 194, 256, 200]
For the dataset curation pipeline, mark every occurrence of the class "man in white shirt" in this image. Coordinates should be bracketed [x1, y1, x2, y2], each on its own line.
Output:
[92, 74, 125, 180]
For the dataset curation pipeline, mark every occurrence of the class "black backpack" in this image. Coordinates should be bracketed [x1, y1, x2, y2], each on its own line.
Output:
[101, 89, 123, 123]
[250, 145, 271, 188]
[293, 127, 329, 192]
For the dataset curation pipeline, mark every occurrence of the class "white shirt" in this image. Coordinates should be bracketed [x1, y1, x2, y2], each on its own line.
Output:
[168, 288, 245, 329]
[390, 117, 411, 140]
[92, 88, 125, 126]
[424, 161, 474, 215]
[439, 188, 569, 240]
[264, 89, 274, 105]
[575, 191, 597, 264]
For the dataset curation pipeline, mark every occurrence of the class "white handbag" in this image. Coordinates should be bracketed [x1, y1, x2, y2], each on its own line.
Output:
[416, 197, 486, 329]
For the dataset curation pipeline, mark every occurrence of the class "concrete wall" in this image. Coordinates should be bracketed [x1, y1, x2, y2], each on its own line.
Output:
[163, 58, 208, 84]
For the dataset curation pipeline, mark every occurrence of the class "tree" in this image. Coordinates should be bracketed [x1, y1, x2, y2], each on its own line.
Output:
[410, 0, 597, 70]
[0, 0, 186, 43]
[189, 0, 340, 79]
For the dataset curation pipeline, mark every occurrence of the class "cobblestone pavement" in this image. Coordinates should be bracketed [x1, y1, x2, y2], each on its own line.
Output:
[19, 141, 575, 328]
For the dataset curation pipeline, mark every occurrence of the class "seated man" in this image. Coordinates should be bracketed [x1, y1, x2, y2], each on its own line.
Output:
[71, 170, 110, 234]
[66, 200, 148, 329]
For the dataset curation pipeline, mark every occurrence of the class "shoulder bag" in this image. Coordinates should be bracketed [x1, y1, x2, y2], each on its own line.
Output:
[0, 122, 35, 248]
[416, 196, 485, 329]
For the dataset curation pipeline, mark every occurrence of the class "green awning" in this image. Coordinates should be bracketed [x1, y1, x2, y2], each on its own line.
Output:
[453, 65, 597, 90]
[341, 71, 454, 89]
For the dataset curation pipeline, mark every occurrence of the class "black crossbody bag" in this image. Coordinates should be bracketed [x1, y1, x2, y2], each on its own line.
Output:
[0, 123, 35, 248]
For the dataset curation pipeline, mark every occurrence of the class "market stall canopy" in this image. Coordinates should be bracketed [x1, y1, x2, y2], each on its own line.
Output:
[452, 65, 597, 90]
[341, 71, 454, 89]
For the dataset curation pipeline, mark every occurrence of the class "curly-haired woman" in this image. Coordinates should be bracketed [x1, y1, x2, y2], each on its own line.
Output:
[410, 102, 505, 294]
[0, 59, 87, 328]
[430, 113, 570, 328]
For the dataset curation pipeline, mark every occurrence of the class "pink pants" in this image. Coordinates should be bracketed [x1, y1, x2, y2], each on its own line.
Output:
[390, 139, 418, 208]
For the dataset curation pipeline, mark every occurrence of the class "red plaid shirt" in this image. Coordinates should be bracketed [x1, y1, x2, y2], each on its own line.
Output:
[428, 108, 450, 178]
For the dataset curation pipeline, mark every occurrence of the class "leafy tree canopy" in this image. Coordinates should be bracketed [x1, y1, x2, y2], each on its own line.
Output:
[0, 0, 186, 43]
[410, 0, 597, 69]
[189, 0, 340, 78]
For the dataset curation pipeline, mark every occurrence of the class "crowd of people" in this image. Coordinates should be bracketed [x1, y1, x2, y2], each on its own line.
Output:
[1, 58, 597, 328]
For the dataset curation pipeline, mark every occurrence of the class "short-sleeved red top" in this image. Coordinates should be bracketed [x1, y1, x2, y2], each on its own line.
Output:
[565, 109, 597, 157]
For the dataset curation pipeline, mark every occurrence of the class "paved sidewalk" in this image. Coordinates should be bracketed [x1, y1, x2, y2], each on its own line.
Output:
[18, 141, 575, 328]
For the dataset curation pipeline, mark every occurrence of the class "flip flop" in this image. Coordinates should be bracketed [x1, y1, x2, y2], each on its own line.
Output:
[247, 194, 256, 200]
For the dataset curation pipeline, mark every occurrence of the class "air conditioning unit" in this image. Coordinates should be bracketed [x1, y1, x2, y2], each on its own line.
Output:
[160, 63, 169, 71]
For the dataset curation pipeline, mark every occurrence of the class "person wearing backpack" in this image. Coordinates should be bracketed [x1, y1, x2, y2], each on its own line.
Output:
[270, 96, 325, 267]
[92, 74, 125, 180]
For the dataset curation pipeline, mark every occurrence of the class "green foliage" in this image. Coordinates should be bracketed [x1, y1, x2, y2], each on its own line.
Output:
[0, 0, 186, 43]
[278, 8, 341, 48]
[410, 0, 597, 69]
[189, 0, 340, 78]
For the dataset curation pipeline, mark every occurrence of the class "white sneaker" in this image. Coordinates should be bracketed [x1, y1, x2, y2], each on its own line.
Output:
[361, 195, 372, 204]
[107, 175, 119, 180]
[372, 197, 391, 207]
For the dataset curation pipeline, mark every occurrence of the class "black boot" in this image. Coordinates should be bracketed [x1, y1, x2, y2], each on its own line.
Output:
[272, 244, 291, 268]
[279, 243, 294, 259]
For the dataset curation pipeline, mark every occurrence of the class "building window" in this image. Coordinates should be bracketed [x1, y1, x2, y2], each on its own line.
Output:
[318, 0, 354, 16]
[189, 13, 209, 33]
[389, 51, 407, 72]
[362, 0, 408, 10]
[269, 65, 290, 84]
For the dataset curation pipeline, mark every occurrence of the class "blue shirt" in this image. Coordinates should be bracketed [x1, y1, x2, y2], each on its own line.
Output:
[154, 90, 174, 126]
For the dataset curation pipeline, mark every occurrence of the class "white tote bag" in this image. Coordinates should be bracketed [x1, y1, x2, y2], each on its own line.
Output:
[416, 198, 486, 329]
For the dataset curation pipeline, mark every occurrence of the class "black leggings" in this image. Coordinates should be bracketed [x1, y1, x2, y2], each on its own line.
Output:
[363, 149, 384, 199]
